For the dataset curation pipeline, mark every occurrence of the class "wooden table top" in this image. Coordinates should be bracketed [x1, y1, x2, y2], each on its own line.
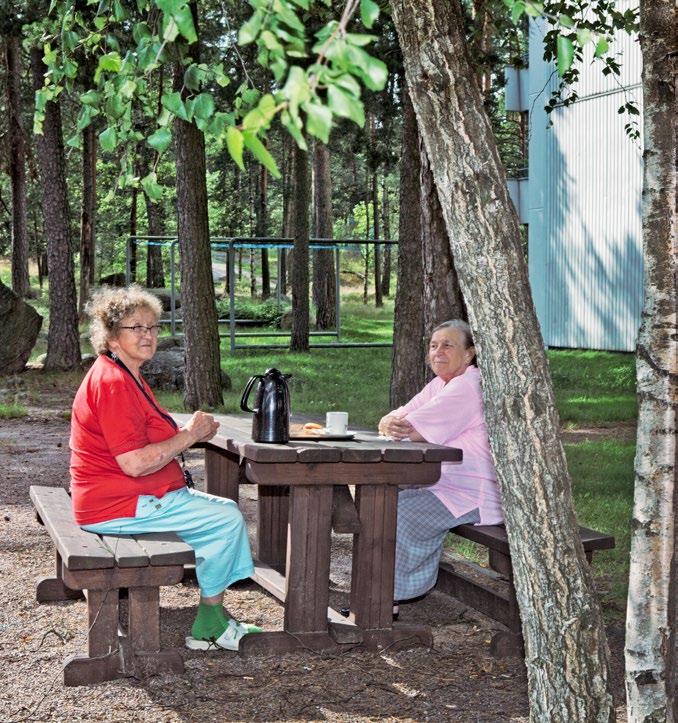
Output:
[172, 412, 463, 465]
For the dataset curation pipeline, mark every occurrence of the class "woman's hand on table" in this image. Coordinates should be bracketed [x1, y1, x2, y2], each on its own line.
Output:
[378, 414, 416, 440]
[184, 411, 220, 444]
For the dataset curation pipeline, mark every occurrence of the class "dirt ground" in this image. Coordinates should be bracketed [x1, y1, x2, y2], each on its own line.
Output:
[0, 373, 629, 722]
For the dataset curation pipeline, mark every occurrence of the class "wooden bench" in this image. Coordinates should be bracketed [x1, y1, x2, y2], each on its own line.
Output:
[435, 523, 615, 656]
[30, 485, 195, 686]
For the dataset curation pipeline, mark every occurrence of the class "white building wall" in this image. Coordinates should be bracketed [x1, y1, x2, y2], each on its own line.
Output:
[525, 14, 643, 351]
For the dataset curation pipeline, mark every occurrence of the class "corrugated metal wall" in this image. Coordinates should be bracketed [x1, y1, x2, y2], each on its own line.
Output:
[526, 13, 644, 351]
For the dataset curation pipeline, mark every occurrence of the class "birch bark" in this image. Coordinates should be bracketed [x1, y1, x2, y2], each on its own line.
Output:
[624, 0, 677, 720]
[390, 1, 614, 719]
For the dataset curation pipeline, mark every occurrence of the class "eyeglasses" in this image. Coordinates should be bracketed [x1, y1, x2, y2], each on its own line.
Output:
[119, 324, 161, 337]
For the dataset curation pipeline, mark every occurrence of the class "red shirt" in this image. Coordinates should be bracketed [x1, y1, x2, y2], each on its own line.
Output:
[70, 354, 185, 525]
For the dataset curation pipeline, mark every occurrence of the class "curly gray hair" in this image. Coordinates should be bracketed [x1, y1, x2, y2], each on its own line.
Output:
[87, 285, 162, 355]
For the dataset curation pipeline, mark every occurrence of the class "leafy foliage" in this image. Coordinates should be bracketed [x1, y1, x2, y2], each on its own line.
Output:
[502, 0, 640, 139]
[29, 0, 388, 195]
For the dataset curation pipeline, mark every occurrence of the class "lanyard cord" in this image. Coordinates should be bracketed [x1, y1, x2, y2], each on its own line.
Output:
[104, 351, 194, 487]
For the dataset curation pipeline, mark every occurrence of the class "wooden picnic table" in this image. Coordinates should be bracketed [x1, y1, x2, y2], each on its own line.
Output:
[173, 412, 463, 655]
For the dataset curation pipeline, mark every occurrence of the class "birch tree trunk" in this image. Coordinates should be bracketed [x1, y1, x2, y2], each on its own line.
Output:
[30, 48, 81, 371]
[390, 84, 426, 407]
[624, 0, 677, 719]
[390, 2, 614, 720]
[6, 35, 30, 298]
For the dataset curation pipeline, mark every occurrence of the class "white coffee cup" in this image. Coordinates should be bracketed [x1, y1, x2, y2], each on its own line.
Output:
[326, 411, 349, 435]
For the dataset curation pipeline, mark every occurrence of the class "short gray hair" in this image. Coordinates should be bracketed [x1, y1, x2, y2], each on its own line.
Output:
[431, 319, 474, 349]
[87, 285, 162, 354]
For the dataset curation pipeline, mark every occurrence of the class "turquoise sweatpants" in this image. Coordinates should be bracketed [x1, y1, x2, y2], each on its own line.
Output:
[82, 487, 254, 597]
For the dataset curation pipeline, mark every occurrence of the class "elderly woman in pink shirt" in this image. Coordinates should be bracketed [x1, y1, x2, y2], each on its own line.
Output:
[379, 319, 502, 612]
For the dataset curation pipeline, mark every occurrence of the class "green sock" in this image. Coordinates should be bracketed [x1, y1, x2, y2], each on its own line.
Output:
[191, 603, 228, 640]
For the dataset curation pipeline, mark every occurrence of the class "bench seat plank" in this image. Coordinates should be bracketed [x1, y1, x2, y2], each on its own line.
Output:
[100, 535, 151, 567]
[30, 486, 114, 570]
[451, 523, 615, 556]
[133, 532, 195, 566]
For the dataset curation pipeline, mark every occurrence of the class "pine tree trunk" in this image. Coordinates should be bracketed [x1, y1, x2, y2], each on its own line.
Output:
[129, 185, 138, 283]
[363, 194, 370, 305]
[290, 140, 309, 351]
[140, 145, 167, 288]
[172, 6, 222, 409]
[255, 162, 270, 298]
[312, 142, 336, 329]
[78, 63, 96, 313]
[6, 35, 30, 298]
[390, 83, 426, 408]
[390, 2, 615, 720]
[381, 177, 392, 297]
[30, 48, 81, 371]
[419, 134, 466, 331]
[372, 168, 383, 307]
[624, 0, 677, 719]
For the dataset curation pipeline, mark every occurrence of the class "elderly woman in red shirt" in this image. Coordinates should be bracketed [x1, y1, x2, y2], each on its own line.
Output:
[70, 286, 257, 651]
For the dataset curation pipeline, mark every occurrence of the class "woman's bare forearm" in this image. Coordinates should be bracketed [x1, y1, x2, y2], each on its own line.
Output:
[115, 428, 197, 477]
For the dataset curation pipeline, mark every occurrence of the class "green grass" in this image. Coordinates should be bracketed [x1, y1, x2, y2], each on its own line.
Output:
[0, 403, 28, 419]
[548, 349, 636, 425]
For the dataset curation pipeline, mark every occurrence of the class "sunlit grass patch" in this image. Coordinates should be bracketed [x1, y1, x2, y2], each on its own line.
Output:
[0, 403, 28, 419]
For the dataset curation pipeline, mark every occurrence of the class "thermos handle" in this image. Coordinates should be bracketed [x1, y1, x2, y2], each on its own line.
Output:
[240, 375, 262, 413]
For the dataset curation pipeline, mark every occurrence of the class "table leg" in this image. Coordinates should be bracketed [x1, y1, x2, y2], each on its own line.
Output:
[257, 485, 289, 574]
[350, 484, 398, 630]
[284, 485, 333, 633]
[205, 448, 239, 502]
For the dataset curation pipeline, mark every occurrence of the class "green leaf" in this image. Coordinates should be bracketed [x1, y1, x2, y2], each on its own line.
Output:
[347, 48, 387, 90]
[243, 131, 280, 178]
[558, 13, 574, 28]
[242, 93, 277, 132]
[80, 89, 100, 106]
[99, 126, 117, 152]
[192, 93, 215, 120]
[304, 102, 332, 143]
[510, 1, 525, 23]
[594, 37, 609, 57]
[93, 16, 107, 30]
[119, 79, 137, 99]
[281, 109, 307, 150]
[239, 12, 263, 45]
[576, 29, 592, 46]
[327, 85, 365, 126]
[345, 32, 377, 47]
[161, 91, 190, 121]
[556, 35, 575, 76]
[261, 30, 283, 52]
[360, 0, 379, 28]
[98, 51, 121, 73]
[132, 21, 152, 44]
[162, 16, 179, 42]
[281, 66, 310, 119]
[147, 126, 172, 153]
[173, 3, 197, 43]
[76, 106, 95, 131]
[524, 1, 543, 17]
[141, 172, 164, 201]
[226, 126, 245, 170]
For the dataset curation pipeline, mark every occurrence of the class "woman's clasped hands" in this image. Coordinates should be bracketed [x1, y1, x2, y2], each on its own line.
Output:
[184, 411, 220, 444]
[378, 414, 416, 440]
